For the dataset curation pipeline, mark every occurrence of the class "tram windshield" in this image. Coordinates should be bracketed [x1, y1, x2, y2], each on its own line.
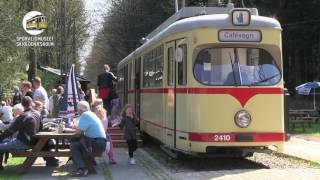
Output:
[193, 48, 281, 86]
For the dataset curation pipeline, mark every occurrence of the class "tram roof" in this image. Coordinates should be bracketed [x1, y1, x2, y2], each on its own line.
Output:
[118, 10, 281, 67]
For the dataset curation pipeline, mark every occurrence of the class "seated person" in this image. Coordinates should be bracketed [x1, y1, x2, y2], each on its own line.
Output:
[0, 101, 13, 125]
[34, 101, 49, 119]
[0, 97, 41, 170]
[70, 101, 106, 177]
[34, 101, 59, 166]
[0, 103, 24, 132]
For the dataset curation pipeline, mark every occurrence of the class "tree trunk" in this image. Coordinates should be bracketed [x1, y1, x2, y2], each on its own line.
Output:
[27, 0, 37, 82]
[28, 48, 37, 82]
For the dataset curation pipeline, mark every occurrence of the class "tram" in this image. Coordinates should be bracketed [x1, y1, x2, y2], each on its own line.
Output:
[117, 4, 284, 157]
[26, 15, 48, 30]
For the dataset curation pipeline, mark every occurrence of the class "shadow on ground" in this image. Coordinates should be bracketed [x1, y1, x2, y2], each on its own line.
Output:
[142, 141, 269, 174]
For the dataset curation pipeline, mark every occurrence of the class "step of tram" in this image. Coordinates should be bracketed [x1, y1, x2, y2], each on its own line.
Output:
[107, 127, 142, 147]
[108, 133, 141, 140]
[112, 139, 143, 148]
[107, 127, 124, 134]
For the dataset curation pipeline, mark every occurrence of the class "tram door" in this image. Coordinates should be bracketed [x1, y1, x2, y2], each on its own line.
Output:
[165, 40, 188, 150]
[135, 57, 141, 118]
[175, 41, 188, 150]
[165, 41, 176, 148]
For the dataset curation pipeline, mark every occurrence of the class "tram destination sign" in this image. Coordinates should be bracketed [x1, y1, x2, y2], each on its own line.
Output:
[218, 30, 262, 42]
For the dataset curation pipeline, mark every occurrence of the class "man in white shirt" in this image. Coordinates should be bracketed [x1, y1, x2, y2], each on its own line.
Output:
[33, 77, 49, 110]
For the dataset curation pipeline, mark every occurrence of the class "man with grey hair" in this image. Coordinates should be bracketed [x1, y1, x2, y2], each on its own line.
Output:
[0, 103, 24, 131]
[70, 101, 106, 177]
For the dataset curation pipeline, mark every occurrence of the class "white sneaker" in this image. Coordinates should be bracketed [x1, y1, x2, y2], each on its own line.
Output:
[129, 158, 136, 165]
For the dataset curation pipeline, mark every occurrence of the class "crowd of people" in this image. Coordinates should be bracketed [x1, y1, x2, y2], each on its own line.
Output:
[0, 64, 140, 177]
[0, 77, 61, 170]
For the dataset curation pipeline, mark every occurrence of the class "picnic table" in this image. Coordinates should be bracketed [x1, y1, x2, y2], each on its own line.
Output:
[289, 110, 320, 132]
[11, 131, 81, 174]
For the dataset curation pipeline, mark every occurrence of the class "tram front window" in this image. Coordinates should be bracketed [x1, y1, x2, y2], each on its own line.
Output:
[193, 48, 281, 86]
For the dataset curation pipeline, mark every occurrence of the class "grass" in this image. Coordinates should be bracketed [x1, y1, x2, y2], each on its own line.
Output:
[289, 122, 320, 136]
[0, 156, 25, 180]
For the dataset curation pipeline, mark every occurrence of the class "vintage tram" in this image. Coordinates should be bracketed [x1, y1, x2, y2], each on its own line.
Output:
[117, 4, 284, 157]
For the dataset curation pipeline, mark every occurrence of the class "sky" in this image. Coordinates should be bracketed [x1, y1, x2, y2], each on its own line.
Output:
[79, 0, 109, 73]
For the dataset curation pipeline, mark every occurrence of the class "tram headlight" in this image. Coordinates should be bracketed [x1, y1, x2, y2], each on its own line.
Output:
[234, 110, 252, 128]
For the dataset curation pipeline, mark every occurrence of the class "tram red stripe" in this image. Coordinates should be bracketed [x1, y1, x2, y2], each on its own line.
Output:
[188, 132, 285, 142]
[139, 87, 284, 107]
[140, 87, 283, 94]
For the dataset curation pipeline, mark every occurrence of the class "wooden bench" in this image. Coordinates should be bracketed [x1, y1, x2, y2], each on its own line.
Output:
[10, 131, 105, 174]
[290, 117, 317, 132]
[10, 132, 79, 174]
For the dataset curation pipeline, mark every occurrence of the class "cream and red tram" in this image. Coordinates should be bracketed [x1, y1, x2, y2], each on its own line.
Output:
[117, 5, 284, 156]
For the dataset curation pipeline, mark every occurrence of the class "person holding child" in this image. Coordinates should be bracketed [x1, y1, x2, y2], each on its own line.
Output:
[119, 104, 139, 165]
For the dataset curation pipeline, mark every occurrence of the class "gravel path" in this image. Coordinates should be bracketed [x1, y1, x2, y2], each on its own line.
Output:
[135, 142, 320, 180]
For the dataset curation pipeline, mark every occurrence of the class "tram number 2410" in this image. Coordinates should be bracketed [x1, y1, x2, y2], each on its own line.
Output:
[213, 134, 232, 142]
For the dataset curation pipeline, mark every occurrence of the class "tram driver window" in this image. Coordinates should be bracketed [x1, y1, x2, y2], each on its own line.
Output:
[193, 48, 281, 86]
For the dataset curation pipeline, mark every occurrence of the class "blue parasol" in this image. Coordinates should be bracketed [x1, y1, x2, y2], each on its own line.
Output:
[58, 64, 82, 118]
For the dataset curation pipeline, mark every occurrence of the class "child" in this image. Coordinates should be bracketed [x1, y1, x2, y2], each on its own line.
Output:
[91, 98, 103, 113]
[95, 107, 116, 164]
[119, 104, 138, 165]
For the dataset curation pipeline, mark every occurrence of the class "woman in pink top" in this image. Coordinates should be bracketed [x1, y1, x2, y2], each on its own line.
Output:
[95, 107, 116, 164]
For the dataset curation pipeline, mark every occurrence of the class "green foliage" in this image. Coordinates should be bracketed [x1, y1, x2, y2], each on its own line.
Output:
[0, 0, 88, 96]
[38, 70, 61, 95]
[84, 0, 174, 88]
[247, 0, 320, 93]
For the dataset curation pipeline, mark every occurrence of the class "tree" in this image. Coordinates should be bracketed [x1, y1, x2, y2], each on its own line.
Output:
[0, 0, 88, 98]
[84, 0, 174, 88]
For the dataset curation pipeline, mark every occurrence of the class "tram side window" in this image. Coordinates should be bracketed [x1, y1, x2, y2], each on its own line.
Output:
[168, 47, 174, 86]
[143, 45, 164, 87]
[178, 44, 187, 85]
[155, 45, 164, 86]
